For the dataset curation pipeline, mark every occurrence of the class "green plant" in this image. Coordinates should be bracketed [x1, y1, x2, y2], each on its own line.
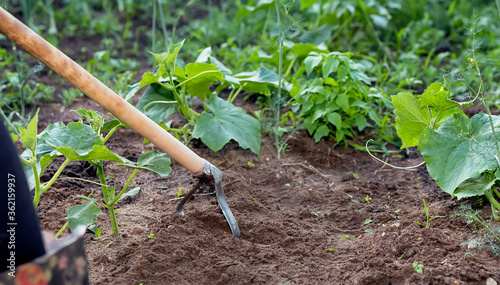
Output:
[290, 51, 392, 145]
[391, 60, 500, 221]
[412, 198, 445, 228]
[18, 108, 171, 237]
[364, 195, 372, 203]
[412, 261, 423, 273]
[148, 233, 155, 239]
[127, 40, 264, 156]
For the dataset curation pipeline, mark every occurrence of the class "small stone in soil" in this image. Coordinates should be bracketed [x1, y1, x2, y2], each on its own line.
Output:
[132, 226, 144, 234]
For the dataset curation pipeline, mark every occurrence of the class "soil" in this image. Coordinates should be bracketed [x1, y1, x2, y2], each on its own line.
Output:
[32, 96, 500, 285]
[3, 9, 500, 285]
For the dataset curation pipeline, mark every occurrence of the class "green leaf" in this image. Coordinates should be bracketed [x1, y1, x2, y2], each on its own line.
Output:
[41, 122, 127, 162]
[66, 201, 102, 231]
[419, 112, 500, 196]
[420, 82, 465, 111]
[337, 65, 348, 81]
[117, 187, 141, 202]
[305, 54, 322, 76]
[327, 113, 342, 130]
[454, 172, 497, 199]
[184, 62, 223, 98]
[123, 82, 141, 101]
[392, 92, 430, 148]
[136, 83, 177, 123]
[73, 109, 104, 133]
[152, 40, 184, 75]
[119, 150, 172, 177]
[356, 116, 367, 131]
[233, 66, 291, 94]
[193, 95, 261, 155]
[314, 124, 330, 142]
[19, 109, 39, 152]
[336, 93, 349, 112]
[322, 57, 339, 81]
[42, 121, 101, 148]
[139, 72, 160, 88]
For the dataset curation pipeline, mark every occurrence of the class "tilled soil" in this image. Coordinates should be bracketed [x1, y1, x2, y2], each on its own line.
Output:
[35, 98, 500, 285]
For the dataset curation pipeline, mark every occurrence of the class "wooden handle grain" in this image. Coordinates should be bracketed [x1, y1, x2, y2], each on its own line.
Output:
[0, 7, 206, 175]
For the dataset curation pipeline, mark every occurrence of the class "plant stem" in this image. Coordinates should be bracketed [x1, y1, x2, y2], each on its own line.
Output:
[95, 161, 120, 236]
[108, 169, 139, 207]
[54, 221, 69, 239]
[32, 159, 42, 208]
[41, 159, 70, 195]
[228, 85, 244, 103]
[484, 189, 500, 221]
[274, 0, 284, 159]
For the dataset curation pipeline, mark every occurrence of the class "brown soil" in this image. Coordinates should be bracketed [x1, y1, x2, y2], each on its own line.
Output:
[33, 97, 500, 285]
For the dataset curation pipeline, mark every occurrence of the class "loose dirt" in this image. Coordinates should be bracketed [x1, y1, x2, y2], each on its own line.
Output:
[33, 97, 500, 285]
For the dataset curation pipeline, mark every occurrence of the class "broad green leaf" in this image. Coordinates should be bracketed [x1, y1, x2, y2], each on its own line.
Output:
[314, 125, 330, 142]
[136, 83, 177, 123]
[193, 95, 261, 155]
[234, 66, 291, 93]
[55, 145, 127, 162]
[355, 116, 367, 131]
[101, 119, 125, 133]
[19, 109, 39, 152]
[336, 93, 349, 112]
[305, 55, 323, 76]
[337, 65, 348, 82]
[123, 82, 141, 101]
[139, 71, 160, 88]
[117, 187, 141, 202]
[392, 92, 430, 148]
[66, 201, 101, 231]
[419, 112, 500, 196]
[454, 172, 497, 199]
[420, 83, 465, 112]
[195, 47, 232, 75]
[42, 122, 102, 151]
[291, 43, 327, 57]
[327, 113, 342, 130]
[41, 122, 127, 163]
[183, 62, 223, 98]
[322, 57, 339, 81]
[119, 150, 172, 177]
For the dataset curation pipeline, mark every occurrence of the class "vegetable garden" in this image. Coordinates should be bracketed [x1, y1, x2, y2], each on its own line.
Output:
[2, 0, 500, 284]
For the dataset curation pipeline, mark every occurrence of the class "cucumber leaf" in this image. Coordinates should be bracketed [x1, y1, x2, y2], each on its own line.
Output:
[418, 112, 500, 196]
[118, 150, 172, 177]
[66, 201, 102, 231]
[41, 122, 127, 163]
[193, 95, 261, 155]
[136, 83, 177, 123]
[392, 92, 430, 148]
[183, 62, 223, 98]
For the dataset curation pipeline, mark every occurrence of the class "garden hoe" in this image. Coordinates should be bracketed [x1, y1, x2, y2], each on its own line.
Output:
[0, 7, 240, 237]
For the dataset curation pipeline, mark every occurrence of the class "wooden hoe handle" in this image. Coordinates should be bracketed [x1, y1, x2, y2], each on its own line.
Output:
[0, 7, 207, 175]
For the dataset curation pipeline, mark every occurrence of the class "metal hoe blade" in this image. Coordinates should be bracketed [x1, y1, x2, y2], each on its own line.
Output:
[176, 161, 240, 238]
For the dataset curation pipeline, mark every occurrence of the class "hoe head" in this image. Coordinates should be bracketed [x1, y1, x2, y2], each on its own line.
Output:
[176, 161, 240, 238]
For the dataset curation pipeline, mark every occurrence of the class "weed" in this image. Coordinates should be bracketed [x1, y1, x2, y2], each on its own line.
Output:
[148, 233, 155, 239]
[177, 187, 184, 198]
[412, 261, 423, 273]
[451, 205, 500, 255]
[413, 198, 445, 228]
[364, 195, 372, 203]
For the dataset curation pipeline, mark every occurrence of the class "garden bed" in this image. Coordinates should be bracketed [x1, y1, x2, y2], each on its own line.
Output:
[35, 97, 500, 285]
